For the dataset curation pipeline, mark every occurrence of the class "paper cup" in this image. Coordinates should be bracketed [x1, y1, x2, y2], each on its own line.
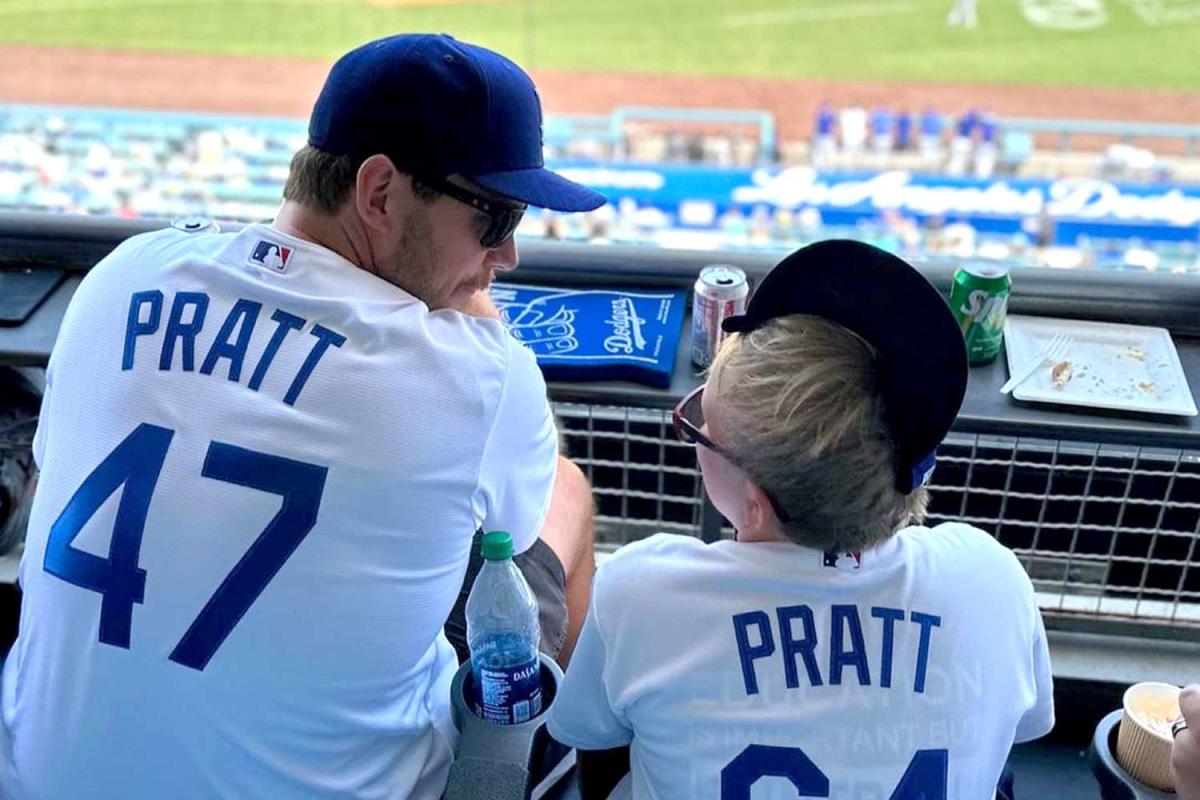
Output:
[1116, 681, 1181, 791]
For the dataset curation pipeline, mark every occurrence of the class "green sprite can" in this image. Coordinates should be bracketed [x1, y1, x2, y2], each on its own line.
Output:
[949, 262, 1012, 365]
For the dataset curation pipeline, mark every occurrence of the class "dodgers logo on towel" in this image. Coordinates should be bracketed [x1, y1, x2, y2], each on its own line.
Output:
[248, 240, 293, 272]
[490, 284, 687, 388]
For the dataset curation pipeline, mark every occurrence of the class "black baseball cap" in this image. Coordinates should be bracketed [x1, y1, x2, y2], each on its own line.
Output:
[308, 33, 607, 212]
[722, 240, 968, 494]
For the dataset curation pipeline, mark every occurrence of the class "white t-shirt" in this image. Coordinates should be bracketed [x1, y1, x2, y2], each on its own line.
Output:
[2, 223, 559, 800]
[548, 524, 1054, 800]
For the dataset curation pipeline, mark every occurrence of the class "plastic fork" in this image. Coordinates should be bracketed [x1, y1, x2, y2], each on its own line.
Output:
[999, 333, 1074, 395]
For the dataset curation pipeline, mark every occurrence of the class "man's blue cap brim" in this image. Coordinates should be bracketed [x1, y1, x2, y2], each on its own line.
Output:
[469, 167, 607, 212]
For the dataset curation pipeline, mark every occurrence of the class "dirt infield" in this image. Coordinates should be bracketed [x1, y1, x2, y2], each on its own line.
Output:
[3, 45, 1199, 144]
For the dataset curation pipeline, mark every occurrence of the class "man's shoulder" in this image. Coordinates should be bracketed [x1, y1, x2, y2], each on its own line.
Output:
[85, 227, 229, 286]
[422, 309, 524, 366]
[114, 226, 228, 261]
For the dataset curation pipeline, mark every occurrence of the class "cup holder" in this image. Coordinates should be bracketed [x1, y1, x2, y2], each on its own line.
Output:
[1088, 709, 1175, 800]
[455, 658, 561, 726]
[442, 653, 568, 800]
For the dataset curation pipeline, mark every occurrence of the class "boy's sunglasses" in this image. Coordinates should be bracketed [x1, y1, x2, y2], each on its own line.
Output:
[413, 175, 526, 250]
[672, 385, 791, 524]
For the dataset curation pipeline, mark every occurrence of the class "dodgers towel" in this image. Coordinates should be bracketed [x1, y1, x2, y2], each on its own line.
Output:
[490, 284, 687, 388]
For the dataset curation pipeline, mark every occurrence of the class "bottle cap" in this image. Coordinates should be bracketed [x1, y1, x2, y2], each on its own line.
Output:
[480, 531, 514, 561]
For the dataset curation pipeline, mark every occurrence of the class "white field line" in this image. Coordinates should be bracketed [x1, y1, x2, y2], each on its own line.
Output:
[723, 1, 917, 28]
[1122, 0, 1200, 24]
[0, 0, 360, 15]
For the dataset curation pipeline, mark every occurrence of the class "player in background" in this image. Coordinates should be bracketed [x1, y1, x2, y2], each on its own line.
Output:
[1, 34, 603, 800]
[918, 105, 946, 168]
[975, 110, 1000, 178]
[811, 101, 838, 169]
[548, 240, 1054, 799]
[948, 0, 979, 27]
[948, 107, 979, 176]
[869, 106, 895, 165]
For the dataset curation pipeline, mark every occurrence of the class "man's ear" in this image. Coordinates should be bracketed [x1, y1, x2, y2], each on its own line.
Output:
[354, 155, 403, 234]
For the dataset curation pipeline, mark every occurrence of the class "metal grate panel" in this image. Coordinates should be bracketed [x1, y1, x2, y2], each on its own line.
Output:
[554, 402, 1200, 630]
[931, 432, 1200, 628]
[556, 403, 704, 545]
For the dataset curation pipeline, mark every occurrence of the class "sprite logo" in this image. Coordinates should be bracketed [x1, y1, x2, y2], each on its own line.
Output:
[959, 289, 1006, 327]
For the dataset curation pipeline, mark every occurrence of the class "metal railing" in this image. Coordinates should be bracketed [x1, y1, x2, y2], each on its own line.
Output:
[555, 402, 1200, 638]
[931, 433, 1199, 629]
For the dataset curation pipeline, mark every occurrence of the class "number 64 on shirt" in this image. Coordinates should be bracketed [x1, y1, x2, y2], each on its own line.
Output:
[722, 744, 948, 799]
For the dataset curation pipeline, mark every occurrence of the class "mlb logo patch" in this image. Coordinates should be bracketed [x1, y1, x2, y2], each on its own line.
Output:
[822, 550, 862, 570]
[248, 240, 293, 272]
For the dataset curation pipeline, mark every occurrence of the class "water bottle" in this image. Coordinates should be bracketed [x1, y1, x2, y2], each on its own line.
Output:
[465, 531, 544, 725]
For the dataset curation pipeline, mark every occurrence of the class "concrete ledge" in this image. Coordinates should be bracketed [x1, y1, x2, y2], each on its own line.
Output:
[1048, 628, 1200, 687]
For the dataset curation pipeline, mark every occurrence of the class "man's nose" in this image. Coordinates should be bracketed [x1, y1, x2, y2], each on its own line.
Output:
[487, 236, 519, 272]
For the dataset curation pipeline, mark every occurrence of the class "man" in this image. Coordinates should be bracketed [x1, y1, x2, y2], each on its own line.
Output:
[895, 108, 913, 152]
[811, 101, 837, 168]
[1, 33, 602, 800]
[974, 110, 999, 178]
[1175, 685, 1200, 800]
[947, 0, 979, 27]
[549, 241, 1054, 799]
[918, 105, 945, 167]
[838, 104, 867, 160]
[948, 107, 979, 176]
[870, 105, 895, 161]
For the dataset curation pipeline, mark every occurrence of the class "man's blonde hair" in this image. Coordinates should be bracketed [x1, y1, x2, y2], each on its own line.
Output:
[709, 314, 928, 552]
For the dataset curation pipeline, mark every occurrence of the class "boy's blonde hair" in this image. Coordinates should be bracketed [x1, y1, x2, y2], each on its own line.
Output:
[709, 314, 928, 552]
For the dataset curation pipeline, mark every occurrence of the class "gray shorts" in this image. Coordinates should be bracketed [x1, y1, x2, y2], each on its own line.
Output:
[444, 531, 568, 664]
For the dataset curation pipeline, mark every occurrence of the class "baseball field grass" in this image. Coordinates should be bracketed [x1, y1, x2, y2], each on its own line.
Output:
[0, 0, 1195, 90]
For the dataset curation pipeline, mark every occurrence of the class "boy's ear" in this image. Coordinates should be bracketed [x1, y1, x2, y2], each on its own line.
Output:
[742, 481, 774, 536]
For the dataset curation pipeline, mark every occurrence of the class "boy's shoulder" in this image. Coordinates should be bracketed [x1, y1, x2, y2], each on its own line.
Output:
[896, 521, 1029, 584]
[593, 533, 717, 598]
[901, 520, 1016, 556]
[600, 532, 710, 574]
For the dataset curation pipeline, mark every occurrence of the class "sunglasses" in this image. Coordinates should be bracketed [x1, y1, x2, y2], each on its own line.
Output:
[413, 175, 526, 250]
[672, 385, 791, 524]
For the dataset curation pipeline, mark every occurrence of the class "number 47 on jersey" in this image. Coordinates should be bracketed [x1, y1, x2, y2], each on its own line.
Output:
[42, 422, 327, 671]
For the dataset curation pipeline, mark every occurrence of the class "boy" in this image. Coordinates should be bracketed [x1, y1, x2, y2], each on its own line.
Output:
[548, 240, 1054, 799]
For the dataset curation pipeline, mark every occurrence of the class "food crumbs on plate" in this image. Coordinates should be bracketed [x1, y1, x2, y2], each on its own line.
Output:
[1051, 360, 1073, 389]
[1126, 345, 1147, 361]
[1137, 381, 1161, 397]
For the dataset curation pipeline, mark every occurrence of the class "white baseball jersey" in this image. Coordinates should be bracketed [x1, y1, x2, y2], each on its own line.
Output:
[1, 223, 559, 799]
[548, 524, 1054, 800]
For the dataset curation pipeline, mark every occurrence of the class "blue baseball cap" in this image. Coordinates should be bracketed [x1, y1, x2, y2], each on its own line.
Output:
[307, 33, 606, 213]
[722, 240, 968, 495]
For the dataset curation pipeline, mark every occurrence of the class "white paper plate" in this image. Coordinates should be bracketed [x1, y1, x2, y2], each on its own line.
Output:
[1003, 316, 1198, 417]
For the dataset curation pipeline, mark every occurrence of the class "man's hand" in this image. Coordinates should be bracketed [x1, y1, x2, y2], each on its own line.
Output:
[1173, 684, 1200, 800]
